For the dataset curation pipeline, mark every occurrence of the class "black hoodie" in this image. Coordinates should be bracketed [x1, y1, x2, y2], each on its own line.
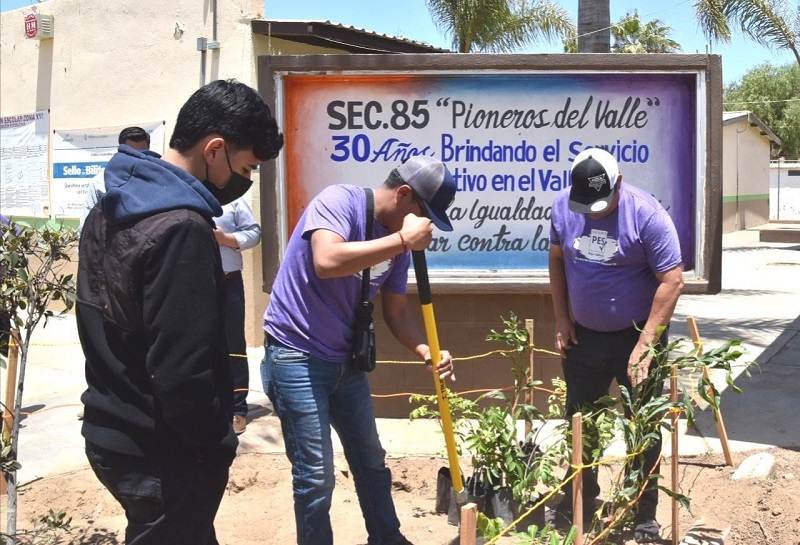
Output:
[77, 145, 237, 467]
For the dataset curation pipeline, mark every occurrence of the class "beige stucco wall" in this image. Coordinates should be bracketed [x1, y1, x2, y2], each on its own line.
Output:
[0, 0, 265, 130]
[721, 119, 771, 233]
[0, 0, 352, 347]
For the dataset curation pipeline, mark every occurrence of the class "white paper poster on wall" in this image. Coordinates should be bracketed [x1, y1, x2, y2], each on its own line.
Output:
[0, 110, 50, 218]
[52, 122, 165, 218]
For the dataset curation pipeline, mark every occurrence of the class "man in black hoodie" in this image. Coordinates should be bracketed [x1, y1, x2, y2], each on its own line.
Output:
[77, 80, 283, 545]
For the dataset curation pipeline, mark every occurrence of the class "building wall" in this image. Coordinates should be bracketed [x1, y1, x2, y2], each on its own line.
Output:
[721, 120, 770, 233]
[769, 161, 800, 221]
[0, 0, 266, 131]
[0, 0, 353, 347]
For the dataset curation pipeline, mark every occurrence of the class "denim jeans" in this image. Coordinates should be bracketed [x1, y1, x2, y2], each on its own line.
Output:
[261, 336, 404, 545]
[85, 441, 228, 545]
[224, 271, 249, 416]
[560, 322, 667, 521]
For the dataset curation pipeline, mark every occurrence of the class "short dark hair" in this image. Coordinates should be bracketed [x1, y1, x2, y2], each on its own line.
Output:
[169, 79, 284, 162]
[118, 126, 150, 145]
[384, 168, 405, 188]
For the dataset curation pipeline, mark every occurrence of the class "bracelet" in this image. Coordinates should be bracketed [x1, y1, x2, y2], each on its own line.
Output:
[397, 231, 408, 250]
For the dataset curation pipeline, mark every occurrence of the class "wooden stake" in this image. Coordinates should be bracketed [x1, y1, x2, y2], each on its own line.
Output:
[459, 502, 477, 545]
[686, 316, 703, 355]
[671, 365, 679, 545]
[572, 412, 584, 545]
[686, 317, 734, 466]
[1, 329, 20, 496]
[525, 319, 535, 438]
[2, 330, 20, 443]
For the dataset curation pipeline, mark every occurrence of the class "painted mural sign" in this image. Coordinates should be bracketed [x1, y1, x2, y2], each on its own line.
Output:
[280, 71, 698, 274]
[52, 121, 165, 218]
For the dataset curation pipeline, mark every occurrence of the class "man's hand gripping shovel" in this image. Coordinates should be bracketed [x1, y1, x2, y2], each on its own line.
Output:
[412, 250, 466, 521]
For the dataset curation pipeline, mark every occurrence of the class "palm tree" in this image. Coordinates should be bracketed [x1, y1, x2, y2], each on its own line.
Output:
[611, 10, 682, 53]
[575, 0, 798, 64]
[426, 0, 574, 53]
[720, 0, 800, 66]
[564, 10, 683, 53]
[577, 0, 610, 52]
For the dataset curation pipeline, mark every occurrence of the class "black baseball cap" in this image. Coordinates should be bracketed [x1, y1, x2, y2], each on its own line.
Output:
[569, 148, 620, 214]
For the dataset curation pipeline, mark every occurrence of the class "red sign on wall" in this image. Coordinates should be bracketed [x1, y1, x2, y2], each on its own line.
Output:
[24, 14, 38, 38]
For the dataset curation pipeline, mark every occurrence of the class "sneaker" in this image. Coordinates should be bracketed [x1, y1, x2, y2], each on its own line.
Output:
[633, 518, 660, 543]
[232, 414, 247, 435]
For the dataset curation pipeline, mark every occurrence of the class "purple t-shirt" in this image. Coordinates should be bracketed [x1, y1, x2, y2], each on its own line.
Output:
[264, 184, 411, 361]
[549, 183, 682, 332]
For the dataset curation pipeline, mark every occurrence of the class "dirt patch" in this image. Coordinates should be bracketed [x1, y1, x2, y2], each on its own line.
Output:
[5, 447, 800, 544]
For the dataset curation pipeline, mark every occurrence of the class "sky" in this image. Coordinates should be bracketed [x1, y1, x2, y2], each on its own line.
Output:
[1, 0, 795, 85]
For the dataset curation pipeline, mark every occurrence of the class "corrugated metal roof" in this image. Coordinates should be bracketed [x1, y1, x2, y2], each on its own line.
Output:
[252, 19, 450, 54]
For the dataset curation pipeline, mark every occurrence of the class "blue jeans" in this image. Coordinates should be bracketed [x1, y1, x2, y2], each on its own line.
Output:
[261, 336, 405, 545]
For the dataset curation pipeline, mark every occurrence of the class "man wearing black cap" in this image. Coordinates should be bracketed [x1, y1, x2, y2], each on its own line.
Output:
[546, 147, 684, 543]
[262, 155, 457, 545]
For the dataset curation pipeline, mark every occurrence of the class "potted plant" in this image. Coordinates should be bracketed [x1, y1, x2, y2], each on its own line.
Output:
[466, 314, 570, 530]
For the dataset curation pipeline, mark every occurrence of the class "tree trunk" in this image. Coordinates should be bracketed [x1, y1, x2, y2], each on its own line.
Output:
[578, 0, 610, 53]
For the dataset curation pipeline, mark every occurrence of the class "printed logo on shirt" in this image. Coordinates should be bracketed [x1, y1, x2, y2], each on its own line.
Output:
[573, 229, 618, 263]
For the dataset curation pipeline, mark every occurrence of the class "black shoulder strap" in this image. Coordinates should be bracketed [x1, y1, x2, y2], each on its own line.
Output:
[360, 189, 374, 303]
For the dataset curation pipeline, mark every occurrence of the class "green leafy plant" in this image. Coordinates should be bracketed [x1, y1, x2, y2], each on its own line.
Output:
[479, 512, 578, 544]
[0, 508, 74, 545]
[411, 314, 751, 542]
[409, 389, 481, 457]
[510, 521, 577, 544]
[574, 335, 751, 541]
[1, 219, 78, 540]
[474, 314, 569, 502]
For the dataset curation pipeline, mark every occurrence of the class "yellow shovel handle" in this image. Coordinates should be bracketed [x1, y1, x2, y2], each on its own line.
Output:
[413, 250, 463, 495]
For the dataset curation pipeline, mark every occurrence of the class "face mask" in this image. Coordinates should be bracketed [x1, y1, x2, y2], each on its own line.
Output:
[202, 146, 254, 206]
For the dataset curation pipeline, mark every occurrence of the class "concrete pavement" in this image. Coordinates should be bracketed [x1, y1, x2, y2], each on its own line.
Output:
[4, 226, 800, 488]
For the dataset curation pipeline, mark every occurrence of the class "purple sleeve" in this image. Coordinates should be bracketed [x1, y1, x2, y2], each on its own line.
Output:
[381, 251, 410, 295]
[301, 185, 360, 242]
[641, 209, 683, 273]
[549, 191, 567, 245]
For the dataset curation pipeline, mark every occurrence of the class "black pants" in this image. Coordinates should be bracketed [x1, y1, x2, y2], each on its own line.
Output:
[560, 322, 667, 520]
[224, 271, 249, 416]
[85, 441, 228, 545]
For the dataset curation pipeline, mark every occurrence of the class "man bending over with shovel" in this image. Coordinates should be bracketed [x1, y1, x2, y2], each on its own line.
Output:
[262, 155, 457, 545]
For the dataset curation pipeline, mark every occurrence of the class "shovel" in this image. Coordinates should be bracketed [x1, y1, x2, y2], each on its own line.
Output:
[412, 250, 466, 519]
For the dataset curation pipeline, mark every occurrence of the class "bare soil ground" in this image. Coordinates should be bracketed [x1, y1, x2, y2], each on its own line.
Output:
[5, 446, 799, 545]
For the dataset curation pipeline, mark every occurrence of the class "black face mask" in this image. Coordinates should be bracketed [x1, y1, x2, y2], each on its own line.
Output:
[202, 147, 253, 206]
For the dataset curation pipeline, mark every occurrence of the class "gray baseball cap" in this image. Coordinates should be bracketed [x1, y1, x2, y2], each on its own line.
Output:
[396, 155, 456, 231]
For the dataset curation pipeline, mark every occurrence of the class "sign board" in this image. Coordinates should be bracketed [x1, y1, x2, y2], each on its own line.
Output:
[51, 122, 165, 218]
[259, 54, 722, 294]
[24, 14, 37, 38]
